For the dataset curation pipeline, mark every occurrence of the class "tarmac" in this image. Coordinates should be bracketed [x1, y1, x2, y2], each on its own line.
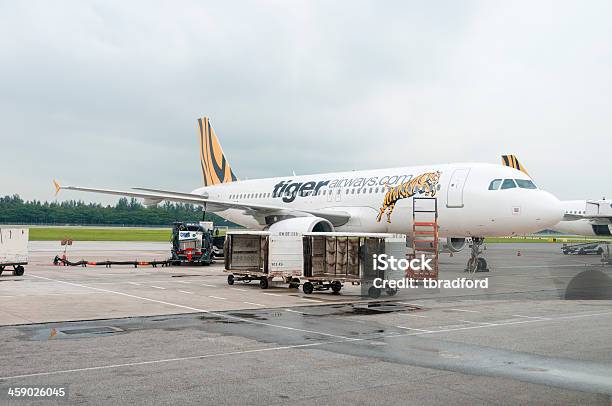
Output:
[0, 241, 611, 405]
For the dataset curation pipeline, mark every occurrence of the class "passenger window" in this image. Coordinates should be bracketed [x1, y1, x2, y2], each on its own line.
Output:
[515, 179, 537, 189]
[501, 179, 517, 189]
[488, 179, 502, 190]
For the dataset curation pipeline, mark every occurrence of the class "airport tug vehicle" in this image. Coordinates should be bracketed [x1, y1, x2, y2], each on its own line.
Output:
[0, 228, 28, 276]
[170, 221, 214, 265]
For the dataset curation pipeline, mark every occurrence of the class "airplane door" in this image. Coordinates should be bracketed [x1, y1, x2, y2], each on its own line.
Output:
[335, 188, 342, 202]
[446, 168, 470, 208]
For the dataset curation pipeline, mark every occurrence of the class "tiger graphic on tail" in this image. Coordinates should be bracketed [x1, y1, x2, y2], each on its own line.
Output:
[376, 171, 442, 223]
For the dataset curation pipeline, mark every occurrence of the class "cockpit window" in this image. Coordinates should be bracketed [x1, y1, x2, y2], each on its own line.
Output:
[515, 179, 537, 189]
[501, 179, 517, 189]
[488, 179, 502, 190]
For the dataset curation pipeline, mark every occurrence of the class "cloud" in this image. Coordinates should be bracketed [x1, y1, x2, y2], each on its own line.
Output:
[0, 0, 611, 203]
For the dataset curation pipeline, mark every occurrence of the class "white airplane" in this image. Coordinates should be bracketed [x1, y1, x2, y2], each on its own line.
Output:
[54, 117, 564, 271]
[500, 155, 612, 237]
[549, 200, 612, 236]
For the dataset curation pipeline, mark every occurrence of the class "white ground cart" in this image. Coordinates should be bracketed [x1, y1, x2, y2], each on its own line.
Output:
[223, 231, 303, 289]
[0, 228, 28, 276]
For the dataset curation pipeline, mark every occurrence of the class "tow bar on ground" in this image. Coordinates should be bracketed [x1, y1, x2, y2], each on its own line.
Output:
[53, 256, 171, 268]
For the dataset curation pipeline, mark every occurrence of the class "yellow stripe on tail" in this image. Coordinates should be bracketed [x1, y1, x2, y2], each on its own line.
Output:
[197, 117, 238, 186]
[501, 154, 530, 177]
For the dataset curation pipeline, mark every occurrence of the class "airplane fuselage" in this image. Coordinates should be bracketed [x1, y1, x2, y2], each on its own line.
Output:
[193, 162, 563, 237]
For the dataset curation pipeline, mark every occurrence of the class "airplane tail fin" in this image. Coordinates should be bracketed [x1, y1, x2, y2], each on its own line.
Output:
[501, 154, 530, 177]
[197, 117, 239, 186]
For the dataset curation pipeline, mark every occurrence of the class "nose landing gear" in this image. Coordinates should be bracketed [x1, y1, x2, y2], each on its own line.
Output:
[465, 237, 489, 273]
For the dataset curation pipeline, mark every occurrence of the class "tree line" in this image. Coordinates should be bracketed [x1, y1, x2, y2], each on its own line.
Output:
[0, 195, 237, 227]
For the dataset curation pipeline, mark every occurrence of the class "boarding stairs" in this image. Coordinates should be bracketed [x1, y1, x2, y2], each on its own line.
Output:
[408, 197, 439, 280]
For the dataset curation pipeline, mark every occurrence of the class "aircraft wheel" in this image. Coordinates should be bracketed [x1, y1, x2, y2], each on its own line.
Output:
[227, 274, 234, 285]
[368, 286, 381, 299]
[331, 281, 342, 294]
[386, 287, 398, 296]
[259, 277, 269, 290]
[289, 278, 300, 289]
[13, 265, 24, 276]
[302, 282, 314, 295]
[477, 258, 487, 271]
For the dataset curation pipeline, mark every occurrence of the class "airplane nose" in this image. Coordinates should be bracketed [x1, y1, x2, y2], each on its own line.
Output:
[529, 190, 564, 229]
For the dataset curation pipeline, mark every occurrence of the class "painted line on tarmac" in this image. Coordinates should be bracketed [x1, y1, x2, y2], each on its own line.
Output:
[208, 296, 227, 300]
[179, 291, 193, 295]
[398, 313, 428, 318]
[27, 275, 356, 342]
[512, 314, 551, 320]
[458, 320, 497, 326]
[0, 341, 342, 381]
[395, 326, 434, 333]
[263, 292, 281, 297]
[233, 288, 248, 292]
[201, 284, 217, 288]
[397, 302, 426, 307]
[448, 308, 479, 313]
[150, 286, 166, 290]
[2, 304, 611, 381]
[243, 302, 265, 307]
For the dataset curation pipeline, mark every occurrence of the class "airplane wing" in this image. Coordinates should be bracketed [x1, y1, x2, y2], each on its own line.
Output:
[53, 181, 350, 227]
[563, 213, 612, 222]
[563, 200, 612, 222]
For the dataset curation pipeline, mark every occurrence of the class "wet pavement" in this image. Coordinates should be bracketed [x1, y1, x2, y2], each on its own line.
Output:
[0, 242, 611, 404]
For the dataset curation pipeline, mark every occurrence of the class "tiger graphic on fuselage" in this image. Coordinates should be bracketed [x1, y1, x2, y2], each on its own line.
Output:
[376, 171, 442, 223]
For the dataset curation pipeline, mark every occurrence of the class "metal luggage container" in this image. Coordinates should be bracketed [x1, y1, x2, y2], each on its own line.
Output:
[302, 232, 402, 296]
[224, 231, 302, 290]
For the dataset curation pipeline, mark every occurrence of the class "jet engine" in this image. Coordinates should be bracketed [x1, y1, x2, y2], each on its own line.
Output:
[267, 217, 334, 233]
[442, 237, 467, 253]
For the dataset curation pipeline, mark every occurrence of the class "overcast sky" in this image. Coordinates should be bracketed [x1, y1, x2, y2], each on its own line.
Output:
[1, 0, 611, 204]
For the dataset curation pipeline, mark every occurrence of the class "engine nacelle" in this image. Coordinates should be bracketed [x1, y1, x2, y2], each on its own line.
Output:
[442, 237, 467, 253]
[267, 217, 334, 233]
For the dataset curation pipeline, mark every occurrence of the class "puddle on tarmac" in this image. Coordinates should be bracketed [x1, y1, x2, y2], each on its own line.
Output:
[302, 301, 422, 317]
[31, 326, 125, 341]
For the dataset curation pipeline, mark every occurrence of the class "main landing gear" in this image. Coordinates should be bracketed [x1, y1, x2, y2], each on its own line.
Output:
[465, 237, 489, 273]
